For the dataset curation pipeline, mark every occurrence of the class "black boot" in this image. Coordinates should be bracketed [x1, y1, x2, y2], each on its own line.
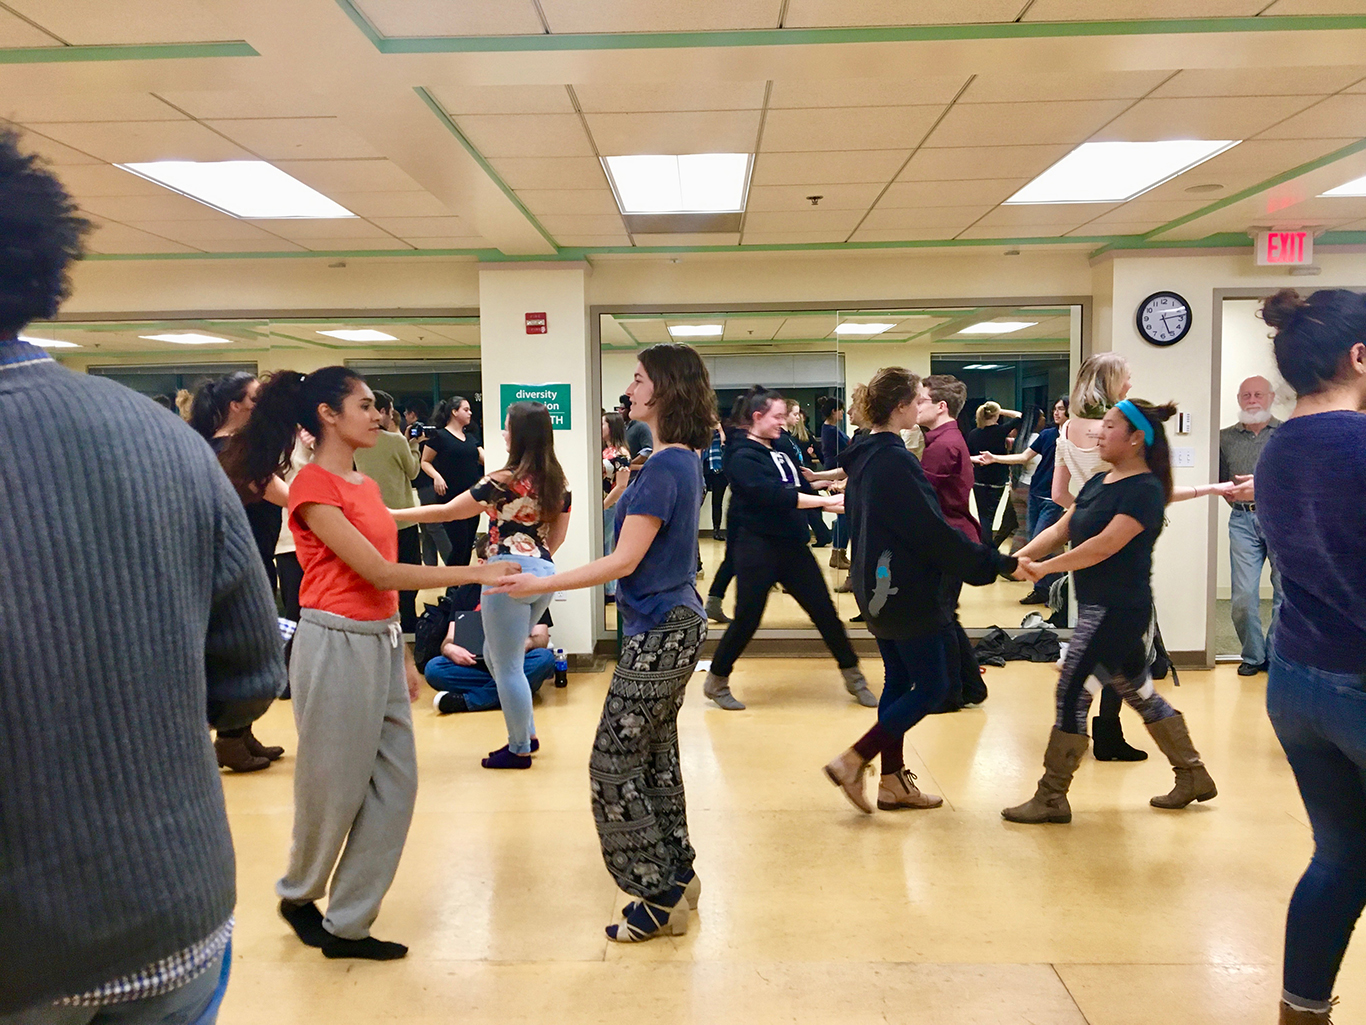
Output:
[1092, 715, 1148, 762]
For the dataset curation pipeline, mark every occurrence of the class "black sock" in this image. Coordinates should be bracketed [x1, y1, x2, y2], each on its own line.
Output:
[321, 935, 409, 961]
[279, 900, 329, 948]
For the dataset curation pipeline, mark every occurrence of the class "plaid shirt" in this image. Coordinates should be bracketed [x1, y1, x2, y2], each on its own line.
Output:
[703, 429, 724, 473]
[59, 918, 232, 1006]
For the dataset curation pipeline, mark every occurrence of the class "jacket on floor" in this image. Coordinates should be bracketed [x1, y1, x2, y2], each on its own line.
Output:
[840, 431, 1017, 640]
[723, 432, 810, 543]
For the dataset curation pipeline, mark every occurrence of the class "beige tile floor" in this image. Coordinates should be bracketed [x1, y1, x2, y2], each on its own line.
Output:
[221, 658, 1365, 1025]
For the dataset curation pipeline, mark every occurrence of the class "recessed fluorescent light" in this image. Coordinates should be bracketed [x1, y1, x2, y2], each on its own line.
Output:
[1005, 140, 1239, 204]
[668, 324, 724, 338]
[18, 334, 79, 348]
[1321, 173, 1366, 198]
[317, 329, 398, 342]
[116, 160, 355, 219]
[835, 322, 896, 335]
[957, 322, 1037, 335]
[139, 333, 232, 345]
[603, 154, 752, 214]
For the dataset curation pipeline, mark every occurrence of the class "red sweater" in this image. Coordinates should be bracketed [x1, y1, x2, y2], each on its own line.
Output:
[920, 420, 979, 540]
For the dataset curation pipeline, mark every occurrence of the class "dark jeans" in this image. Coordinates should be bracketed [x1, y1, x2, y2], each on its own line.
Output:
[832, 512, 849, 550]
[807, 507, 832, 546]
[708, 529, 736, 599]
[934, 577, 986, 712]
[1027, 492, 1064, 540]
[704, 470, 727, 534]
[1267, 650, 1366, 1010]
[710, 532, 857, 677]
[972, 484, 1005, 545]
[396, 525, 420, 631]
[867, 631, 950, 773]
[442, 514, 479, 567]
[425, 647, 555, 711]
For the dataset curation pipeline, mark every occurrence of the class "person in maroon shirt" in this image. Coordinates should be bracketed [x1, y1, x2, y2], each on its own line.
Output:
[916, 375, 986, 709]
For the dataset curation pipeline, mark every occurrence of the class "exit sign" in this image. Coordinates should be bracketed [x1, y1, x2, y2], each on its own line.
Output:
[1255, 230, 1313, 266]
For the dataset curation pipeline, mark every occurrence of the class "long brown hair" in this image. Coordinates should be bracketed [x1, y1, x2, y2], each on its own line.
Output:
[502, 401, 567, 519]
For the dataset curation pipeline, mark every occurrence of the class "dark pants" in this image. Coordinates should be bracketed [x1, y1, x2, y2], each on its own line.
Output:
[1055, 604, 1174, 735]
[1267, 651, 1366, 1010]
[425, 648, 555, 711]
[396, 525, 420, 631]
[708, 529, 736, 600]
[807, 507, 832, 546]
[934, 577, 986, 712]
[417, 486, 451, 565]
[832, 512, 849, 550]
[972, 484, 1006, 545]
[710, 532, 858, 677]
[704, 470, 727, 534]
[854, 632, 950, 774]
[442, 514, 479, 567]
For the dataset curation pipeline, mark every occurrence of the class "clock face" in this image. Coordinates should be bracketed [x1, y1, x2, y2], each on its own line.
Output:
[1137, 291, 1191, 347]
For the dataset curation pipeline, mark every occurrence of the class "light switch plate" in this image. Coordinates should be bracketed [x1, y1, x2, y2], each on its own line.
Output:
[554, 591, 567, 602]
[1173, 446, 1195, 468]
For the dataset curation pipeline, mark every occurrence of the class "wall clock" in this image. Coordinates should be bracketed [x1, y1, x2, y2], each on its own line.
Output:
[1136, 291, 1191, 347]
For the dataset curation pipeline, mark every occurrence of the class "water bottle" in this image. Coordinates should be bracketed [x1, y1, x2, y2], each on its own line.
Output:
[554, 647, 568, 688]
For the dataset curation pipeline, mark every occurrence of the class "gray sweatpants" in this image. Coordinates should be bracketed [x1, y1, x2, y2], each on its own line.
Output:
[276, 609, 416, 940]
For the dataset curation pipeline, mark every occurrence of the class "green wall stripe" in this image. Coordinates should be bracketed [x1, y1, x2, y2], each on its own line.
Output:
[0, 41, 258, 63]
[329, 2, 1366, 54]
[412, 87, 560, 251]
[1145, 138, 1366, 241]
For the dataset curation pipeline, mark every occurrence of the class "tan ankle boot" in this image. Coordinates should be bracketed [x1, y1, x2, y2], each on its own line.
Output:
[878, 769, 943, 810]
[1002, 727, 1089, 824]
[1146, 713, 1217, 809]
[823, 748, 873, 813]
[1280, 999, 1335, 1023]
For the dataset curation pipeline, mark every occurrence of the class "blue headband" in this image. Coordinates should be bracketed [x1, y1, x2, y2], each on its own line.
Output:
[1115, 399, 1154, 446]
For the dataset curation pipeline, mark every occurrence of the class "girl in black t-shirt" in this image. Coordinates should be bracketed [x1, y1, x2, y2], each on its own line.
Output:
[419, 396, 484, 566]
[1002, 400, 1218, 825]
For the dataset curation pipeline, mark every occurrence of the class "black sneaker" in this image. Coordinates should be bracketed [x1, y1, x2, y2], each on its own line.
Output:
[1018, 588, 1048, 605]
[433, 691, 468, 714]
[1237, 662, 1266, 677]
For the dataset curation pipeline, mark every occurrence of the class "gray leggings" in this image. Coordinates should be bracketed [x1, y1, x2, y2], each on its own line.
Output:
[1055, 603, 1177, 735]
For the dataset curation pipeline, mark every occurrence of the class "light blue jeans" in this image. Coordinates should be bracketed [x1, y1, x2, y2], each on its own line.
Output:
[603, 506, 617, 597]
[481, 554, 556, 754]
[1229, 507, 1283, 666]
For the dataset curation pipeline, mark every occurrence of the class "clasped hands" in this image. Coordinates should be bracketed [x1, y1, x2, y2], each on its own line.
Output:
[1013, 556, 1046, 583]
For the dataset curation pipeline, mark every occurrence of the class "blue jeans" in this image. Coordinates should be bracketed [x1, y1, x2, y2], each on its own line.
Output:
[603, 506, 617, 597]
[481, 554, 556, 754]
[1026, 493, 1063, 540]
[832, 513, 848, 550]
[425, 648, 555, 711]
[1267, 652, 1366, 1011]
[876, 632, 951, 741]
[1229, 507, 1283, 666]
[1, 944, 230, 1025]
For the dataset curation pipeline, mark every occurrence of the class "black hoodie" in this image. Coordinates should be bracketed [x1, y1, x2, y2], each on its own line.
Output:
[723, 432, 810, 542]
[840, 431, 1017, 639]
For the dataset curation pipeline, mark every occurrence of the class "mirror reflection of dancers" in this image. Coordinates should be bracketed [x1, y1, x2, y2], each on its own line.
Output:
[822, 369, 1032, 813]
[702, 385, 875, 711]
[488, 343, 716, 943]
[1003, 399, 1218, 825]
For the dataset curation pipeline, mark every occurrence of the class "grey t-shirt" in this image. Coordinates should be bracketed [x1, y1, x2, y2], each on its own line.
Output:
[625, 418, 653, 458]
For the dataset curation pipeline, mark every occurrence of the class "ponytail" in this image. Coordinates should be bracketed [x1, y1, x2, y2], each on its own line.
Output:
[219, 366, 362, 499]
[188, 370, 254, 441]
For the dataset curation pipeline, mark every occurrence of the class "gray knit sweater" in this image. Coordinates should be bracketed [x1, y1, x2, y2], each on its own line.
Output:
[0, 349, 286, 1012]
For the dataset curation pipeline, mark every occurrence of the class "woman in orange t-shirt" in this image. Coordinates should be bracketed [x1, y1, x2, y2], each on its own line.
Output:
[223, 366, 509, 962]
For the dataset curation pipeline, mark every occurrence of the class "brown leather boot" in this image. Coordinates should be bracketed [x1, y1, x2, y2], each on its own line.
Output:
[242, 726, 284, 762]
[1280, 999, 1335, 1023]
[1146, 713, 1217, 809]
[878, 769, 943, 810]
[215, 732, 270, 772]
[1002, 727, 1090, 824]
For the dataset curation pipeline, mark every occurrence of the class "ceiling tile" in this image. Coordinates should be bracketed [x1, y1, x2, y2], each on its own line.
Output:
[455, 113, 594, 158]
[489, 157, 608, 190]
[15, 129, 109, 166]
[26, 120, 252, 164]
[297, 237, 415, 251]
[350, 0, 545, 35]
[856, 205, 994, 231]
[768, 76, 970, 110]
[961, 72, 1169, 104]
[245, 218, 393, 240]
[1124, 138, 1363, 204]
[1260, 0, 1366, 11]
[3, 92, 185, 123]
[632, 233, 742, 245]
[750, 150, 910, 185]
[154, 91, 340, 120]
[6, 0, 237, 45]
[974, 203, 1121, 227]
[587, 110, 762, 156]
[516, 189, 622, 216]
[783, 0, 1025, 26]
[741, 209, 865, 233]
[925, 99, 1132, 148]
[899, 144, 1073, 181]
[761, 106, 942, 152]
[1022, 0, 1263, 17]
[556, 233, 633, 246]
[955, 221, 1071, 239]
[1256, 94, 1366, 139]
[0, 8, 59, 45]
[879, 178, 1029, 207]
[428, 85, 575, 116]
[273, 159, 426, 193]
[742, 230, 854, 244]
[45, 163, 171, 197]
[572, 82, 767, 113]
[1091, 96, 1319, 143]
[83, 219, 200, 254]
[193, 237, 308, 253]
[773, 314, 837, 339]
[1153, 67, 1366, 98]
[538, 0, 782, 33]
[125, 218, 288, 242]
[399, 237, 491, 250]
[330, 192, 454, 217]
[720, 317, 787, 339]
[746, 183, 884, 211]
[1071, 215, 1174, 234]
[368, 216, 476, 236]
[846, 226, 964, 242]
[80, 193, 228, 221]
[205, 118, 384, 161]
[538, 214, 629, 235]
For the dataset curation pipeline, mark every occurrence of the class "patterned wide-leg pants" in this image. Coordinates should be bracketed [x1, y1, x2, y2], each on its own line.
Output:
[591, 606, 707, 899]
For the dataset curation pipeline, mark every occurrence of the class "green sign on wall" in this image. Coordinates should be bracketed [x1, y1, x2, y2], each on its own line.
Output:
[500, 382, 571, 430]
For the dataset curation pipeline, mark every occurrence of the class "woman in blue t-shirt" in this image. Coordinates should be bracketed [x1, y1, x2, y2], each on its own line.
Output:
[490, 343, 716, 944]
[1255, 289, 1366, 1025]
[1003, 399, 1219, 825]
